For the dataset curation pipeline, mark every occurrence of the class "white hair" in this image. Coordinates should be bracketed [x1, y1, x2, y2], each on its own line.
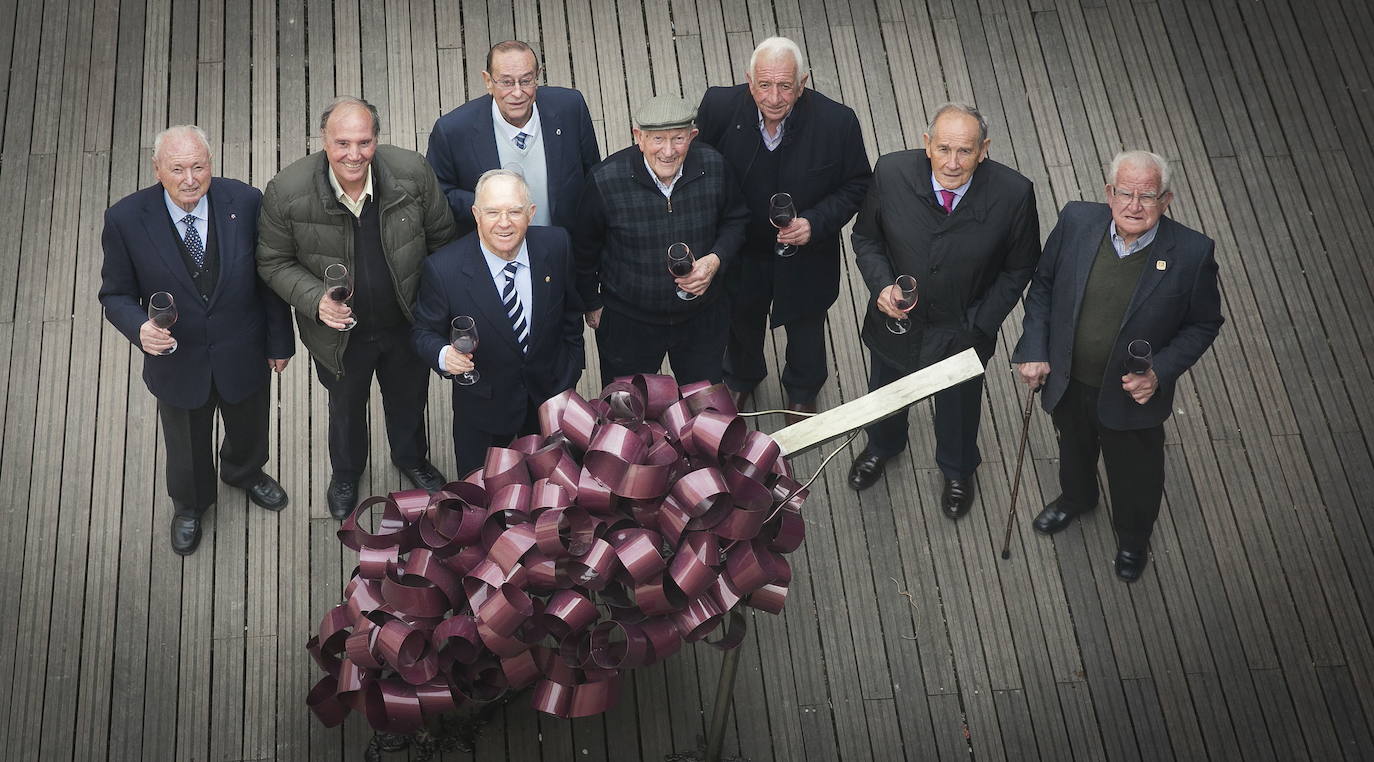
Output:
[152, 125, 212, 163]
[748, 37, 807, 83]
[1109, 150, 1171, 193]
[926, 103, 988, 144]
[474, 168, 531, 208]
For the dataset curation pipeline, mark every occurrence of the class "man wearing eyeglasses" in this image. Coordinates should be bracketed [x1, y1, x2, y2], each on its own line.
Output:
[695, 37, 872, 423]
[427, 40, 600, 238]
[1012, 150, 1223, 582]
[411, 170, 584, 476]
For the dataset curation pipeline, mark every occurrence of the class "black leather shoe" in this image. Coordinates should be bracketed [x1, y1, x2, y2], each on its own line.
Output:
[941, 475, 977, 519]
[399, 460, 447, 493]
[240, 473, 288, 511]
[1032, 498, 1079, 535]
[171, 514, 202, 555]
[847, 449, 890, 491]
[327, 478, 357, 521]
[1115, 546, 1149, 583]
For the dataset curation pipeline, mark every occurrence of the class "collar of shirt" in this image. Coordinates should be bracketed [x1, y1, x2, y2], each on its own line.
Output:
[328, 165, 374, 218]
[164, 191, 210, 233]
[929, 173, 973, 210]
[1109, 220, 1160, 259]
[479, 239, 532, 281]
[756, 108, 786, 151]
[492, 99, 541, 148]
[644, 157, 684, 198]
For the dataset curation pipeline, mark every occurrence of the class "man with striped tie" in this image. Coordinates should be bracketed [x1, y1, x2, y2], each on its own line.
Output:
[412, 169, 585, 476]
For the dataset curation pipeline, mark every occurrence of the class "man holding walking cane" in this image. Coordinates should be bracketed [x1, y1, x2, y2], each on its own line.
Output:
[1011, 150, 1223, 582]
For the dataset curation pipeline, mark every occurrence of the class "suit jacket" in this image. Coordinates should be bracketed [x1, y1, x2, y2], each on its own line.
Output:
[411, 226, 585, 434]
[426, 87, 600, 237]
[695, 84, 871, 326]
[853, 150, 1040, 373]
[99, 178, 295, 410]
[1011, 201, 1224, 429]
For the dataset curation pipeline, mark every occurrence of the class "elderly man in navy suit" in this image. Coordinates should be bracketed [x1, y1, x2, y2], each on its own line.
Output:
[427, 40, 600, 238]
[99, 125, 295, 555]
[412, 169, 584, 476]
[1013, 150, 1223, 582]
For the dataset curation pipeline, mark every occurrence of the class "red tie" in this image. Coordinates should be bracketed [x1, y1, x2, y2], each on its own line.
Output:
[940, 189, 955, 214]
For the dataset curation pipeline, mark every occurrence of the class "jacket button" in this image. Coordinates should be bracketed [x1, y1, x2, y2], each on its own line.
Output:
[930, 266, 939, 274]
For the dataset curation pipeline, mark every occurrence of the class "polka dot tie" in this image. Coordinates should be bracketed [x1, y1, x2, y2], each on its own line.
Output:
[181, 214, 205, 269]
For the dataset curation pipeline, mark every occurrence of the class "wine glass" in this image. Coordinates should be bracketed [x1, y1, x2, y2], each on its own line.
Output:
[450, 316, 480, 385]
[886, 275, 919, 335]
[1125, 339, 1153, 375]
[148, 291, 178, 354]
[769, 193, 797, 257]
[667, 242, 697, 301]
[323, 263, 356, 331]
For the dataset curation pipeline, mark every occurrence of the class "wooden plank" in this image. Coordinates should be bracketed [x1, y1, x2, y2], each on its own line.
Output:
[1318, 664, 1374, 762]
[384, 0, 417, 151]
[1120, 678, 1174, 762]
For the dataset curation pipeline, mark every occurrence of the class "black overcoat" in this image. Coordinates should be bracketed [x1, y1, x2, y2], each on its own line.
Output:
[853, 150, 1040, 373]
[696, 84, 872, 326]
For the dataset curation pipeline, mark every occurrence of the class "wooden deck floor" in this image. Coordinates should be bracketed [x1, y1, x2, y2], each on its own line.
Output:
[2, 0, 1373, 759]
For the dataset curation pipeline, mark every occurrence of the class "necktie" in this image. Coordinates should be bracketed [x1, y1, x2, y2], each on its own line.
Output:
[182, 214, 205, 269]
[502, 261, 529, 354]
[514, 131, 529, 150]
[939, 190, 955, 214]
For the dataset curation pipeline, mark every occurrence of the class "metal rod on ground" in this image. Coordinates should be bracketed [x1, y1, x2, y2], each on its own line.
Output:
[704, 633, 745, 762]
[1000, 385, 1039, 560]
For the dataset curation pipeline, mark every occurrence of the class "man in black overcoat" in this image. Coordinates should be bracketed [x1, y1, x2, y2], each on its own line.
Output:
[696, 36, 872, 419]
[848, 104, 1041, 521]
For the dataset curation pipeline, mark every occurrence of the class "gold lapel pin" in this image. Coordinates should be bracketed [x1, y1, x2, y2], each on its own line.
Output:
[544, 275, 551, 282]
[1156, 260, 1167, 271]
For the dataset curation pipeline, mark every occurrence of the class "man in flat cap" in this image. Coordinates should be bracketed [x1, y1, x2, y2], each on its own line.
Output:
[573, 96, 748, 386]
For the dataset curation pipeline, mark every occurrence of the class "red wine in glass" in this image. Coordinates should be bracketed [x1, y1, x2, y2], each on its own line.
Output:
[886, 275, 919, 335]
[148, 291, 178, 354]
[323, 263, 357, 331]
[450, 316, 480, 385]
[769, 193, 797, 257]
[1125, 339, 1153, 375]
[667, 242, 697, 301]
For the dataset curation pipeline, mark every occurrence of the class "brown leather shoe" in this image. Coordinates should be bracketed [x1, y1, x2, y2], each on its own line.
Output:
[783, 401, 817, 426]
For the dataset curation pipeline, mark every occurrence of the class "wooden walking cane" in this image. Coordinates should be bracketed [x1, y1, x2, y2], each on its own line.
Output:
[1000, 385, 1039, 560]
[701, 349, 985, 762]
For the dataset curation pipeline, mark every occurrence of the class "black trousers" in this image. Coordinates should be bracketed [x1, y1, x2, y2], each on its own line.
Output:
[595, 301, 728, 388]
[315, 325, 431, 482]
[452, 399, 542, 478]
[863, 351, 985, 481]
[1052, 378, 1165, 549]
[158, 381, 270, 517]
[723, 306, 827, 405]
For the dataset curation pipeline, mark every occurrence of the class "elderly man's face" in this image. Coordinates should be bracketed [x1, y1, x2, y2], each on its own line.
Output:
[154, 133, 213, 212]
[747, 55, 806, 128]
[472, 176, 533, 260]
[923, 111, 990, 191]
[1106, 162, 1172, 242]
[323, 105, 377, 191]
[634, 127, 697, 183]
[484, 49, 539, 128]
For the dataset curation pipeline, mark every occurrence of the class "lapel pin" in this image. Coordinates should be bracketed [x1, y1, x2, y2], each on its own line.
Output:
[545, 275, 551, 282]
[555, 128, 562, 136]
[230, 213, 236, 220]
[1156, 260, 1167, 271]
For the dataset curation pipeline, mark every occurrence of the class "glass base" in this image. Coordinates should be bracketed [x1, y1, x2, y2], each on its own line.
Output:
[776, 243, 797, 257]
[676, 289, 698, 301]
[887, 318, 910, 335]
[456, 370, 480, 385]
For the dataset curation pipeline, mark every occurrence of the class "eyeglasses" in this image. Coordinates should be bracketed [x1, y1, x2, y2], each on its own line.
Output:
[1109, 186, 1169, 207]
[479, 207, 529, 221]
[492, 75, 537, 91]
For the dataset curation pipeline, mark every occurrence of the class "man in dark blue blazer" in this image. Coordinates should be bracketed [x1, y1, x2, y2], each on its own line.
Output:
[412, 169, 584, 476]
[1012, 150, 1223, 582]
[696, 36, 872, 421]
[426, 40, 600, 238]
[99, 125, 295, 555]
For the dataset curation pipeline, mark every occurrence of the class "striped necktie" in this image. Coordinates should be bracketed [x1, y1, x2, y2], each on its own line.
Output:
[502, 261, 529, 354]
[514, 131, 529, 150]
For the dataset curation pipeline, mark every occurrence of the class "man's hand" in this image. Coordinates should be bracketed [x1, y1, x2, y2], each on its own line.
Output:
[584, 307, 604, 329]
[444, 346, 475, 376]
[1017, 362, 1050, 390]
[1121, 369, 1158, 404]
[875, 284, 911, 319]
[139, 319, 176, 355]
[675, 253, 721, 296]
[776, 217, 812, 247]
[268, 358, 290, 373]
[318, 291, 354, 330]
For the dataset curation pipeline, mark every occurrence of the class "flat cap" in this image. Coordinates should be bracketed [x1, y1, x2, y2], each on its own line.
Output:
[635, 96, 697, 131]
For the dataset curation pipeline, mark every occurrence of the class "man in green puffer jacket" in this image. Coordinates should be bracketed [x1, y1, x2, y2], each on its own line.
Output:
[257, 96, 457, 520]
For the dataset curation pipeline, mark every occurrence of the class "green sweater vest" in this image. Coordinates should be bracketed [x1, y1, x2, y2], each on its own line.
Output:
[1070, 233, 1152, 386]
